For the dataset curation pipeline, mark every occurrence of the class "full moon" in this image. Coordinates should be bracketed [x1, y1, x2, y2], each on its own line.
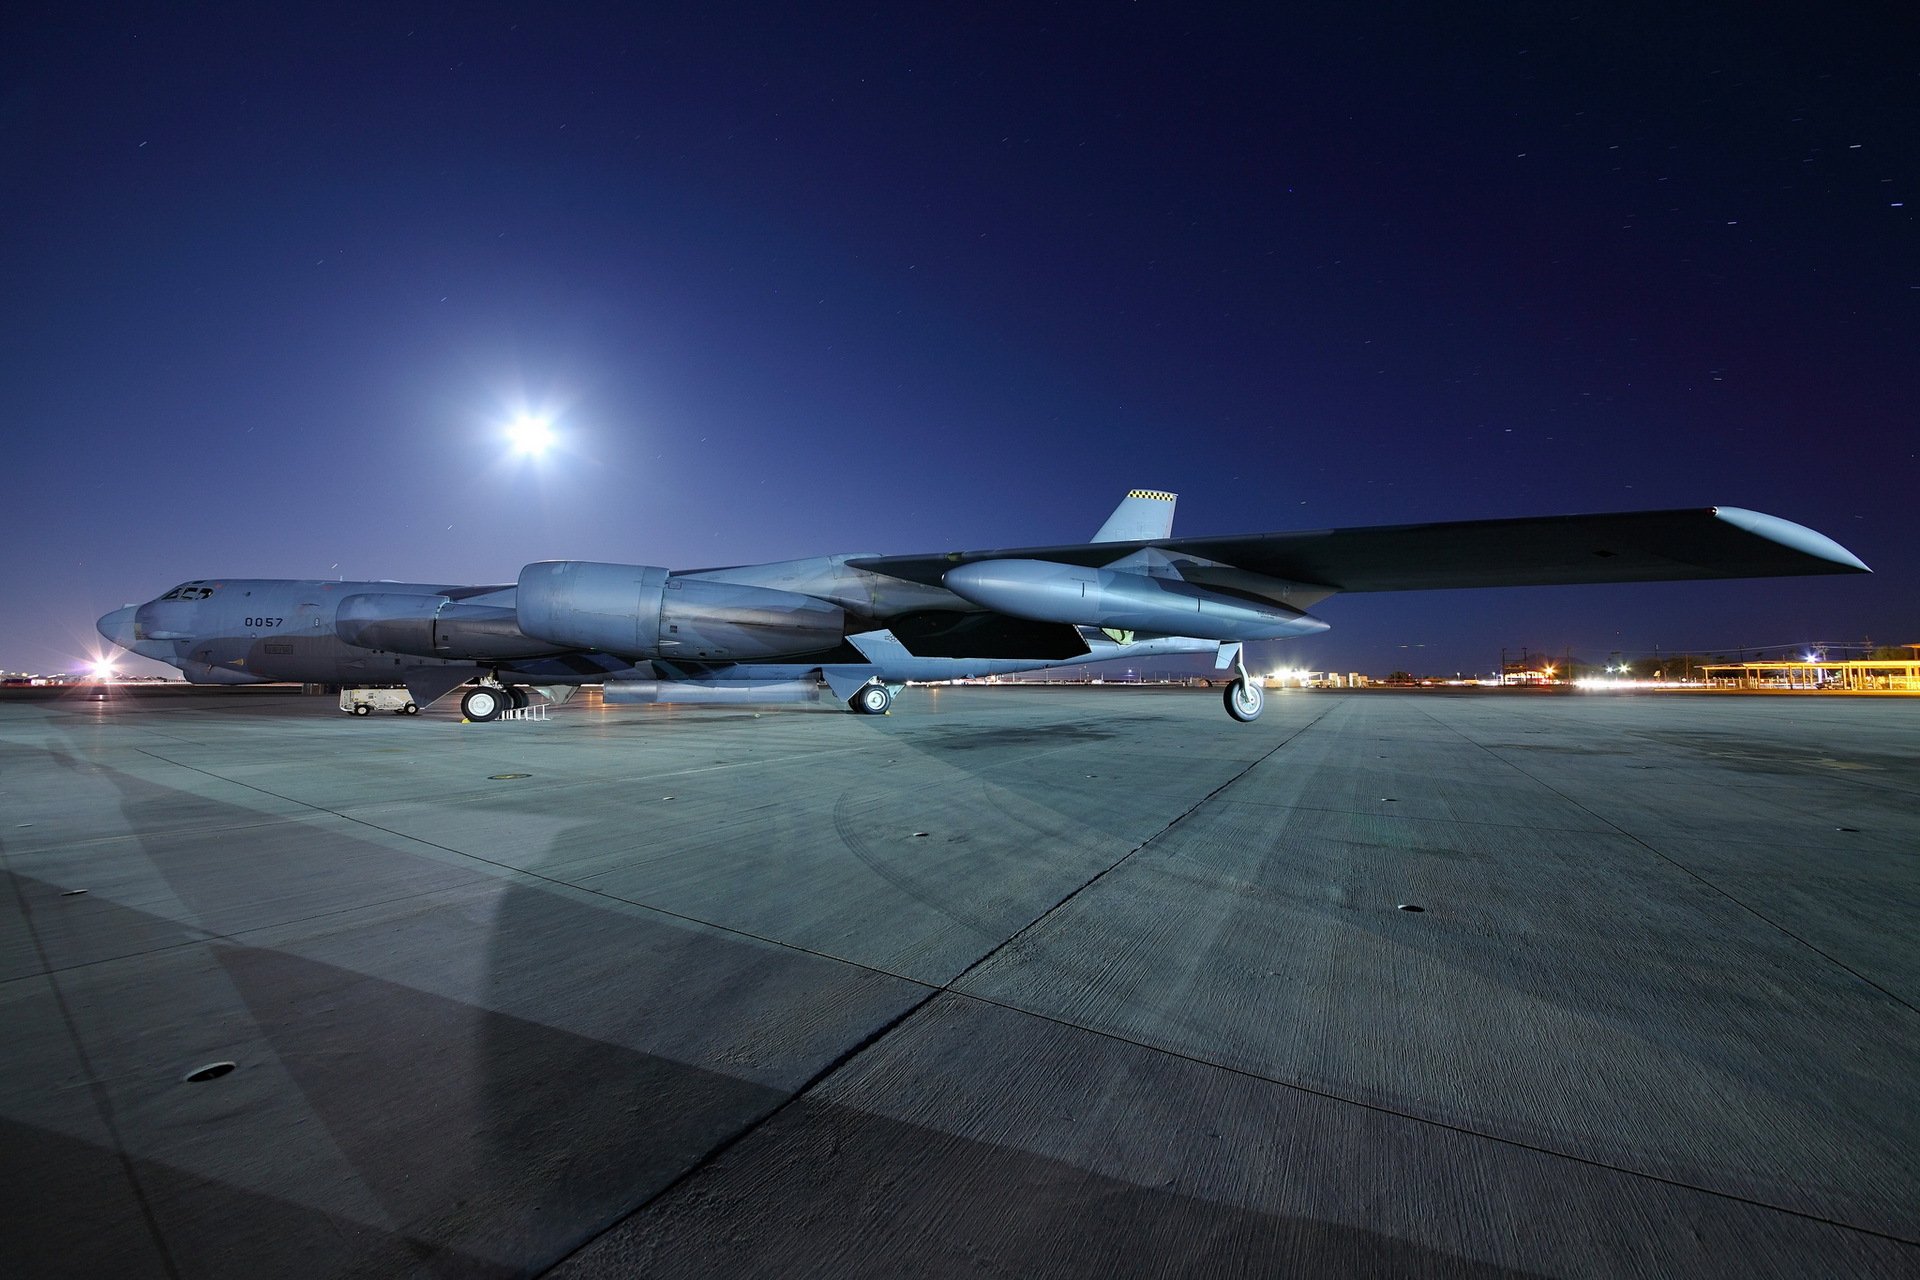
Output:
[506, 416, 554, 456]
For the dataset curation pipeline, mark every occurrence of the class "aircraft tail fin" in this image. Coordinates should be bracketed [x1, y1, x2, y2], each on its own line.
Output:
[1092, 489, 1177, 543]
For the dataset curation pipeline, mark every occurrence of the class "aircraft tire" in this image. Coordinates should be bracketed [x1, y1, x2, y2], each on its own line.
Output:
[1224, 678, 1264, 723]
[850, 683, 892, 715]
[462, 687, 504, 723]
[352, 703, 372, 716]
[507, 686, 530, 709]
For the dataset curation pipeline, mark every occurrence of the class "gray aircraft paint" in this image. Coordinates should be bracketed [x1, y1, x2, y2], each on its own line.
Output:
[97, 494, 1869, 720]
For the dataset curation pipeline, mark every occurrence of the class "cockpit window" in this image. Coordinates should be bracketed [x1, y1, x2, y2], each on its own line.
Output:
[159, 582, 219, 601]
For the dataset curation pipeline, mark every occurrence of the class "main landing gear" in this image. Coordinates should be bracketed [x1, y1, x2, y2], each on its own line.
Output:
[461, 686, 505, 722]
[848, 683, 893, 715]
[462, 683, 533, 722]
[1223, 648, 1264, 723]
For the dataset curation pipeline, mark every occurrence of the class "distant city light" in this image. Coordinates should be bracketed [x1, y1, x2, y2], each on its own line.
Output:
[506, 416, 555, 456]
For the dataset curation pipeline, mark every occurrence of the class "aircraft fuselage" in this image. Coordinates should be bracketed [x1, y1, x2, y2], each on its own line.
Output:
[97, 567, 1240, 707]
[95, 491, 1866, 723]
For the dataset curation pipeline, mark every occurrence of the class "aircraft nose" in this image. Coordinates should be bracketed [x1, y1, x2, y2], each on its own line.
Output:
[128, 599, 193, 640]
[98, 605, 140, 650]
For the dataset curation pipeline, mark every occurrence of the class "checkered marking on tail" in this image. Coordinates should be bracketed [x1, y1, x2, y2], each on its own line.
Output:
[1127, 489, 1176, 502]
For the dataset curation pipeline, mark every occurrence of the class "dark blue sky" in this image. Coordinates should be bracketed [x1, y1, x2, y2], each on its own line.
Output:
[5, 4, 1911, 677]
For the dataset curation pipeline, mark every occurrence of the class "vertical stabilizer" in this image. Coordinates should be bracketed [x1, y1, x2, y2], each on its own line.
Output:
[1092, 489, 1178, 543]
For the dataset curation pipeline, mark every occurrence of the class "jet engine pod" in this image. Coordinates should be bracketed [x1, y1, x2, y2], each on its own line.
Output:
[516, 562, 846, 660]
[658, 577, 847, 660]
[942, 559, 1329, 641]
[336, 592, 447, 655]
[336, 592, 564, 660]
[515, 563, 670, 655]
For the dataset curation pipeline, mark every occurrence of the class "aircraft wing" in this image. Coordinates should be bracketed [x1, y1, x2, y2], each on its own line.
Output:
[848, 506, 1869, 594]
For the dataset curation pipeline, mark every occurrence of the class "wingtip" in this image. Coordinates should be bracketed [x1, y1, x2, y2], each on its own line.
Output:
[1711, 507, 1872, 573]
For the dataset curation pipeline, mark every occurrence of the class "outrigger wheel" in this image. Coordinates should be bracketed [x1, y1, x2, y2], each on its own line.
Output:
[461, 686, 504, 722]
[1224, 677, 1264, 722]
[1223, 647, 1264, 723]
[850, 683, 893, 715]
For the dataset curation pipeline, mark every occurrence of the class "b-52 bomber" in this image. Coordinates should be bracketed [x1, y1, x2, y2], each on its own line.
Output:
[97, 490, 1869, 723]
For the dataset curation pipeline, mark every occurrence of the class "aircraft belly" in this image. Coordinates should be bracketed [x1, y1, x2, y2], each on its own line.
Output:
[884, 610, 1090, 660]
[844, 628, 1214, 683]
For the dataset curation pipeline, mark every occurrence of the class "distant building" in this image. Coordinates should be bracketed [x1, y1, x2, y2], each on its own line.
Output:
[1701, 657, 1920, 692]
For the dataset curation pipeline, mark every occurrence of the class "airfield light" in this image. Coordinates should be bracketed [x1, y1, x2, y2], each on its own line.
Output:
[89, 658, 115, 680]
[506, 416, 554, 456]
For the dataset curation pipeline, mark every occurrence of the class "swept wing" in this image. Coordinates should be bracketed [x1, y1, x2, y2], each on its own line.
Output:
[848, 506, 1869, 595]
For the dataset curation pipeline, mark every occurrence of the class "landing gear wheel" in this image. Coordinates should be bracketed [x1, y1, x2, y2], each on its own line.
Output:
[507, 687, 530, 709]
[1224, 677, 1264, 723]
[402, 702, 419, 715]
[462, 687, 504, 723]
[850, 683, 893, 715]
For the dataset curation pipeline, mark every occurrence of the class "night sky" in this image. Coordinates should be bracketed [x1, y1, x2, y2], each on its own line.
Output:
[5, 5, 1912, 679]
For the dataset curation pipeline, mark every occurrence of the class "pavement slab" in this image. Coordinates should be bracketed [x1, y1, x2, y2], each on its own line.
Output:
[557, 995, 1915, 1280]
[1, 684, 1915, 1277]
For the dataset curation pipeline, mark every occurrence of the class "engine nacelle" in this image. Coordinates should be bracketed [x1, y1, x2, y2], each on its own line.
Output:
[335, 592, 564, 661]
[515, 562, 845, 660]
[942, 559, 1330, 641]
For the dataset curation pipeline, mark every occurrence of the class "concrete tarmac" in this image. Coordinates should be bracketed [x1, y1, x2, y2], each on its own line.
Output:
[1, 684, 1916, 1277]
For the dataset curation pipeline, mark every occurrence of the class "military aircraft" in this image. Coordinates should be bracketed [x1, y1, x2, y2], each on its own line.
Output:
[96, 490, 1869, 723]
